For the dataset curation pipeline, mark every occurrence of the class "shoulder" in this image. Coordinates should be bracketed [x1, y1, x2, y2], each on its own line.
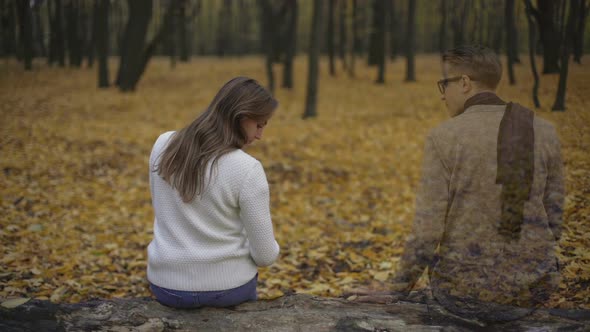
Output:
[222, 149, 260, 164]
[156, 131, 176, 144]
[533, 115, 557, 133]
[427, 117, 459, 143]
[152, 131, 175, 150]
[150, 131, 175, 159]
[218, 149, 264, 175]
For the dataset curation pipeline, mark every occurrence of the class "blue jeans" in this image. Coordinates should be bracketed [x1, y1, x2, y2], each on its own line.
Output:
[149, 274, 258, 308]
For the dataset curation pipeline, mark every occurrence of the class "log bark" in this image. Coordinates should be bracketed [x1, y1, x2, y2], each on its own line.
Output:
[1, 293, 590, 331]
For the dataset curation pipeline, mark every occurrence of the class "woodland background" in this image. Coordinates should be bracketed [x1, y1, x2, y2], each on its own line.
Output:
[1, 0, 589, 310]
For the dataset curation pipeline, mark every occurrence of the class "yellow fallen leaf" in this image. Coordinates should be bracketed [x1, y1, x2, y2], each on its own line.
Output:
[50, 286, 68, 302]
[1, 298, 30, 308]
[373, 271, 390, 282]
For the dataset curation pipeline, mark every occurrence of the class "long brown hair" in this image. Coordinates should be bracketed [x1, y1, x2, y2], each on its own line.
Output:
[155, 77, 277, 202]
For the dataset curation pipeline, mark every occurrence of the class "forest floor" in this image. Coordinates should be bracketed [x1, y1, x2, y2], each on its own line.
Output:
[1, 55, 589, 309]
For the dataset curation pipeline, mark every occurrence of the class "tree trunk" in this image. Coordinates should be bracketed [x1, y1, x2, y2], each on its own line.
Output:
[237, 0, 248, 54]
[116, 0, 153, 92]
[389, 0, 399, 60]
[572, 0, 589, 64]
[469, 0, 479, 44]
[524, 0, 540, 108]
[531, 0, 561, 74]
[259, 0, 276, 93]
[328, 0, 336, 76]
[65, 0, 82, 67]
[166, 0, 178, 68]
[1, 0, 18, 57]
[179, 0, 190, 62]
[83, 3, 94, 68]
[96, 0, 110, 88]
[303, 0, 322, 119]
[513, 2, 521, 63]
[115, 1, 126, 57]
[282, 0, 297, 89]
[339, 0, 347, 69]
[491, 0, 503, 53]
[506, 0, 516, 85]
[216, 0, 231, 57]
[451, 0, 470, 48]
[374, 0, 386, 83]
[32, 4, 46, 58]
[2, 294, 588, 331]
[368, 0, 384, 67]
[353, 0, 363, 56]
[16, 0, 33, 70]
[440, 0, 447, 54]
[405, 0, 416, 82]
[552, 0, 578, 111]
[348, 0, 357, 78]
[477, 0, 485, 44]
[47, 0, 54, 64]
[134, 1, 176, 85]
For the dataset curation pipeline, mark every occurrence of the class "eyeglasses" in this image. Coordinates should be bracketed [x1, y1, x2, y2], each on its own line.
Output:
[437, 76, 463, 94]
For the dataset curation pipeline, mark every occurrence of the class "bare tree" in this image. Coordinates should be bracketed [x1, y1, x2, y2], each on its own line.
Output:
[32, 2, 46, 58]
[348, 0, 358, 78]
[450, 0, 470, 48]
[48, 0, 66, 67]
[528, 0, 562, 74]
[439, 0, 447, 55]
[1, 0, 18, 58]
[303, 0, 322, 119]
[216, 0, 231, 57]
[65, 0, 83, 67]
[258, 0, 290, 93]
[524, 0, 541, 108]
[506, 0, 517, 85]
[389, 0, 399, 60]
[572, 0, 589, 64]
[15, 0, 33, 70]
[372, 0, 386, 83]
[552, 0, 578, 111]
[116, 0, 152, 91]
[328, 0, 336, 76]
[282, 0, 297, 89]
[96, 0, 110, 88]
[405, 0, 416, 82]
[338, 0, 347, 69]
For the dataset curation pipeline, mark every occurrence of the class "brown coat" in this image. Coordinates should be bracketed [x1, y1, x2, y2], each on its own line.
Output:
[395, 104, 564, 308]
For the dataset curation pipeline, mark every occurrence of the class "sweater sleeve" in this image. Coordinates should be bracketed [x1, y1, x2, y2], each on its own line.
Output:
[238, 161, 280, 267]
[392, 133, 449, 293]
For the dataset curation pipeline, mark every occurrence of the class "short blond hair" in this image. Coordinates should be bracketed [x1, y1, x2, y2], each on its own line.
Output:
[442, 45, 502, 90]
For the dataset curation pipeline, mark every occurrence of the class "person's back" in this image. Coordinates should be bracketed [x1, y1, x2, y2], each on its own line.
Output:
[146, 77, 280, 308]
[426, 103, 562, 308]
[385, 46, 564, 322]
[148, 132, 279, 292]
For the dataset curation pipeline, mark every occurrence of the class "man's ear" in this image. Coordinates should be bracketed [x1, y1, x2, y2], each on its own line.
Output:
[461, 75, 472, 93]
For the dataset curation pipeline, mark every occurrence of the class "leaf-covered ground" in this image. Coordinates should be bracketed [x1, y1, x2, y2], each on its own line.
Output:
[1, 56, 589, 309]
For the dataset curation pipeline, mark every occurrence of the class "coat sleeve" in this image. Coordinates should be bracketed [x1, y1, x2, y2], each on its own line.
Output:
[543, 126, 565, 242]
[392, 132, 449, 293]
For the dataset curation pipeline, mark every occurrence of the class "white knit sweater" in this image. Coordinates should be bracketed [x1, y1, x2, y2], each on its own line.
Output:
[147, 131, 280, 291]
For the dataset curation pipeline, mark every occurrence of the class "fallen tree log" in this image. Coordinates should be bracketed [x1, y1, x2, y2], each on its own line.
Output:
[1, 293, 589, 331]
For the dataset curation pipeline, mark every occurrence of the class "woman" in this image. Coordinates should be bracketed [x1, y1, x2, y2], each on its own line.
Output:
[147, 77, 280, 308]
